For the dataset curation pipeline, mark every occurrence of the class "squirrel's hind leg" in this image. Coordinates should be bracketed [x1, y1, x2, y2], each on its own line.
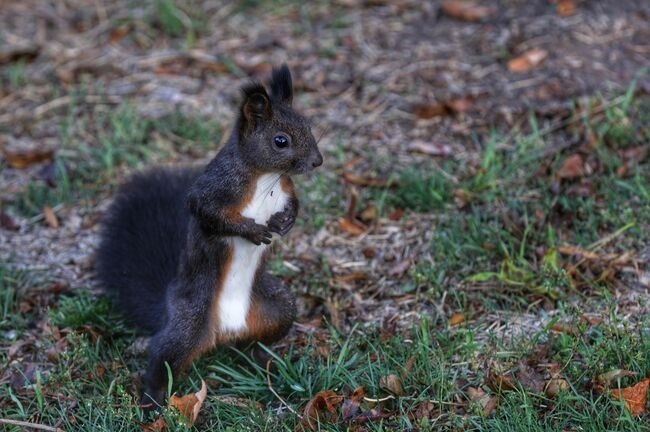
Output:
[142, 308, 214, 411]
[245, 272, 296, 345]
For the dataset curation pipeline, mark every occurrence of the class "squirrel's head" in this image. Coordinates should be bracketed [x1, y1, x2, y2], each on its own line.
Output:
[237, 64, 323, 175]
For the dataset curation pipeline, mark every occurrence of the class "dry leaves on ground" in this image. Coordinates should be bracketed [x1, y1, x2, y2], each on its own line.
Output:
[609, 378, 650, 416]
[140, 380, 207, 431]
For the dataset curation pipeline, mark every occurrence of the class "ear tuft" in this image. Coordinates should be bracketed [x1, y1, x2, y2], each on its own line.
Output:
[270, 64, 293, 106]
[241, 83, 271, 121]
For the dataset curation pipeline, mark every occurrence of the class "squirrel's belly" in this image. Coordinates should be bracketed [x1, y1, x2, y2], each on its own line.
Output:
[217, 173, 289, 335]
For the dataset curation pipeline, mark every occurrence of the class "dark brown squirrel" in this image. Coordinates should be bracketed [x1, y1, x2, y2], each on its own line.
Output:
[95, 64, 322, 409]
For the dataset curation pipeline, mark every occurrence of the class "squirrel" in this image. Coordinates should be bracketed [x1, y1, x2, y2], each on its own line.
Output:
[95, 64, 323, 409]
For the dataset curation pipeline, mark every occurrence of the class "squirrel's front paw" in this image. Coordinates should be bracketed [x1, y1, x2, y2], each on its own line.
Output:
[244, 223, 273, 245]
[267, 210, 296, 236]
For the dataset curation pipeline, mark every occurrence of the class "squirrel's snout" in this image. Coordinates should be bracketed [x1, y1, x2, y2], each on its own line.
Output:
[311, 152, 323, 169]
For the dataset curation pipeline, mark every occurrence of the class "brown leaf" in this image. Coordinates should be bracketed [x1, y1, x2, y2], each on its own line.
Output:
[387, 258, 412, 277]
[507, 48, 548, 73]
[407, 140, 453, 157]
[362, 246, 377, 258]
[342, 172, 397, 188]
[341, 386, 366, 421]
[446, 95, 475, 114]
[379, 374, 405, 396]
[411, 102, 447, 119]
[43, 206, 59, 228]
[300, 390, 343, 431]
[486, 369, 517, 393]
[448, 312, 465, 326]
[597, 369, 638, 387]
[0, 43, 39, 65]
[556, 0, 576, 16]
[467, 386, 498, 416]
[556, 153, 585, 179]
[617, 145, 649, 177]
[441, 0, 496, 22]
[332, 271, 369, 285]
[359, 205, 377, 224]
[0, 211, 20, 231]
[140, 417, 167, 432]
[610, 378, 650, 416]
[109, 23, 131, 44]
[453, 188, 472, 208]
[388, 208, 404, 221]
[169, 379, 207, 427]
[414, 400, 438, 420]
[1, 146, 54, 169]
[545, 377, 569, 397]
[339, 217, 367, 236]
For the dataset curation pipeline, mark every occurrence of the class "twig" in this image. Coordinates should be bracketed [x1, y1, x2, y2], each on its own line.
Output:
[0, 418, 64, 432]
[265, 359, 301, 418]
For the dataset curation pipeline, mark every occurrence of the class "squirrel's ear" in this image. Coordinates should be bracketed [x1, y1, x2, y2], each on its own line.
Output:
[242, 84, 272, 122]
[270, 64, 293, 106]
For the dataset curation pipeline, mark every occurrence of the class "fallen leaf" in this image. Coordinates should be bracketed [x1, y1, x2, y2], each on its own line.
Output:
[341, 386, 366, 421]
[556, 0, 576, 16]
[556, 153, 585, 179]
[610, 378, 650, 416]
[0, 211, 20, 231]
[441, 0, 496, 22]
[550, 322, 580, 336]
[342, 172, 397, 188]
[140, 417, 167, 432]
[467, 386, 498, 416]
[332, 271, 368, 285]
[359, 205, 377, 224]
[486, 369, 517, 393]
[379, 374, 405, 396]
[169, 379, 207, 427]
[0, 42, 39, 65]
[388, 208, 404, 221]
[453, 188, 472, 208]
[545, 377, 569, 397]
[300, 390, 343, 431]
[411, 102, 447, 119]
[43, 205, 59, 228]
[1, 146, 55, 169]
[339, 217, 367, 236]
[448, 312, 465, 326]
[446, 95, 475, 114]
[414, 400, 438, 420]
[507, 48, 548, 73]
[617, 145, 649, 177]
[387, 258, 412, 277]
[597, 369, 638, 387]
[109, 23, 131, 44]
[407, 140, 453, 157]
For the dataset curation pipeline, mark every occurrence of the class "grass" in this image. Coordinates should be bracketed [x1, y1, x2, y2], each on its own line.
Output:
[2, 74, 649, 430]
[2, 268, 649, 430]
[4, 99, 223, 218]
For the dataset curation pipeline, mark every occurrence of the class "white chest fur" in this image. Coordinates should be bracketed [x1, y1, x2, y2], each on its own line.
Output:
[218, 173, 289, 333]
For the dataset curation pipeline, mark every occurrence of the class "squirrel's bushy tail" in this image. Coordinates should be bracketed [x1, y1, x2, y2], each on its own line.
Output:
[95, 168, 198, 333]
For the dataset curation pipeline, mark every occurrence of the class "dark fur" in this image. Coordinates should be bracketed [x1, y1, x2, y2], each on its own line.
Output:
[94, 64, 322, 410]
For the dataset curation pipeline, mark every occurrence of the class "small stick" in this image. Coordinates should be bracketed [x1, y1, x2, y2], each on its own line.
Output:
[265, 359, 301, 419]
[0, 418, 64, 432]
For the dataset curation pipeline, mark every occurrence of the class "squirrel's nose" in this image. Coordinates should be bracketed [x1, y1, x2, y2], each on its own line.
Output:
[311, 152, 323, 168]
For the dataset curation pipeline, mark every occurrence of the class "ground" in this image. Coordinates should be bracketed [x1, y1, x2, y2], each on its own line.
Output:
[1, 1, 649, 431]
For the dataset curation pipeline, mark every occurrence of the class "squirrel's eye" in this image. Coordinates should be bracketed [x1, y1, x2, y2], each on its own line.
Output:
[274, 135, 289, 148]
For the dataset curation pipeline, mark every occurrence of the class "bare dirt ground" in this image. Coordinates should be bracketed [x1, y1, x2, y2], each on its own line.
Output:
[1, 0, 649, 333]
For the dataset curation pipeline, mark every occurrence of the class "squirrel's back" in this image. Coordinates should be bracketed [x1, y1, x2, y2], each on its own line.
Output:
[95, 167, 199, 333]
